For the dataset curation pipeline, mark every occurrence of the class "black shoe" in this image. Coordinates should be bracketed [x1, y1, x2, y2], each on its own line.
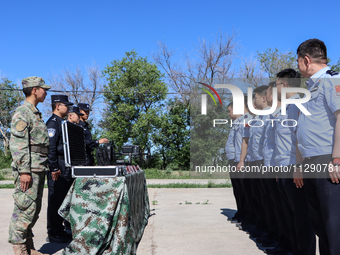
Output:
[250, 230, 267, 238]
[264, 246, 284, 254]
[261, 240, 278, 247]
[48, 233, 71, 243]
[277, 252, 293, 255]
[256, 236, 271, 243]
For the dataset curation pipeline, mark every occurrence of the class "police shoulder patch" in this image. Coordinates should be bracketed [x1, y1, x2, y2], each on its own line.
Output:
[48, 128, 56, 137]
[16, 120, 27, 132]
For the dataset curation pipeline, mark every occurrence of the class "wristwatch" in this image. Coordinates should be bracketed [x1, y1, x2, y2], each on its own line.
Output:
[332, 157, 340, 166]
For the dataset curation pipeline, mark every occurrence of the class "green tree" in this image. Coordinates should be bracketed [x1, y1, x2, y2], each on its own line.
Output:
[257, 48, 297, 78]
[189, 85, 230, 170]
[0, 78, 24, 156]
[101, 51, 167, 154]
[240, 48, 297, 87]
[329, 57, 340, 72]
[152, 99, 190, 170]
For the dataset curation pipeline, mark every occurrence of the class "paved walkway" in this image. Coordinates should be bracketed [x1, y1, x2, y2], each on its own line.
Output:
[0, 184, 320, 255]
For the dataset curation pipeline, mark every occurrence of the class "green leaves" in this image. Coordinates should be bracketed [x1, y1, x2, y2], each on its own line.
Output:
[101, 50, 167, 155]
[257, 48, 297, 78]
[0, 78, 23, 155]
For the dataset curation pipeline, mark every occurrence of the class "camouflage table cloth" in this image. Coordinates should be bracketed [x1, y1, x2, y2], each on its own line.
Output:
[58, 171, 150, 255]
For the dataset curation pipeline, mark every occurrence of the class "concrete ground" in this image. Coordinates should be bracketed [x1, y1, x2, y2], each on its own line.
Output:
[0, 182, 319, 255]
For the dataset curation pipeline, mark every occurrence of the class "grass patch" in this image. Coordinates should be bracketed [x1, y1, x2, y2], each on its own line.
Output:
[0, 184, 14, 189]
[144, 168, 191, 179]
[0, 184, 48, 189]
[147, 182, 232, 188]
[144, 168, 230, 179]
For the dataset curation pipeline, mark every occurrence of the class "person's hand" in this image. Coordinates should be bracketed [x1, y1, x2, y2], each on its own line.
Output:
[236, 161, 244, 172]
[329, 162, 340, 184]
[52, 170, 61, 181]
[99, 138, 109, 144]
[20, 173, 32, 192]
[293, 168, 304, 188]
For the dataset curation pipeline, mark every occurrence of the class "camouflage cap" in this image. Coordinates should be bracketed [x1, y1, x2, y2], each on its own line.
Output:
[22, 76, 51, 90]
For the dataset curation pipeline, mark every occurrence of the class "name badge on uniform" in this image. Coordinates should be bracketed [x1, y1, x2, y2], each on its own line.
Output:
[48, 128, 56, 137]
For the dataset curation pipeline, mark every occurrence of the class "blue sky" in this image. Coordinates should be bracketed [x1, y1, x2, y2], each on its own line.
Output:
[1, 0, 339, 86]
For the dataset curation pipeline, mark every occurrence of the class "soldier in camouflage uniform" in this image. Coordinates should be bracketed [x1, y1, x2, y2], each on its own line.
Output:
[8, 76, 51, 255]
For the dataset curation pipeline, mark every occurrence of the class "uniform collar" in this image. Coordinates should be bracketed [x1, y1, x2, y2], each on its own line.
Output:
[52, 113, 64, 121]
[306, 66, 330, 89]
[272, 106, 281, 118]
[235, 114, 245, 122]
[78, 120, 87, 127]
[289, 93, 301, 100]
[24, 100, 39, 113]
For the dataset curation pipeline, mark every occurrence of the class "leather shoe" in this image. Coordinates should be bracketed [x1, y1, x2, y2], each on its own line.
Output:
[251, 230, 267, 238]
[261, 240, 278, 247]
[256, 236, 270, 243]
[264, 246, 284, 254]
[47, 232, 71, 243]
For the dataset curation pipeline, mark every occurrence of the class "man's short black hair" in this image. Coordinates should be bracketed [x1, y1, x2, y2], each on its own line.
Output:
[254, 85, 269, 97]
[297, 38, 327, 64]
[276, 68, 301, 87]
[268, 81, 275, 88]
[52, 102, 62, 111]
[22, 87, 34, 97]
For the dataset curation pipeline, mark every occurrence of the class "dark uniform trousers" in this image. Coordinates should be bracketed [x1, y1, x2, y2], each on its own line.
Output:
[247, 160, 268, 231]
[277, 169, 315, 255]
[229, 159, 241, 219]
[303, 154, 340, 255]
[47, 158, 74, 235]
[237, 161, 259, 225]
[265, 177, 292, 251]
[231, 161, 248, 221]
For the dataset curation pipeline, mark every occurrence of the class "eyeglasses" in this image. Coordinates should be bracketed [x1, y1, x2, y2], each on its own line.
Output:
[274, 82, 285, 87]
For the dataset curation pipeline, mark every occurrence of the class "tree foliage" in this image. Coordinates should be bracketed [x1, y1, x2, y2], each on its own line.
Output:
[151, 99, 190, 170]
[46, 63, 104, 125]
[101, 50, 167, 153]
[153, 30, 238, 103]
[240, 48, 297, 87]
[258, 48, 297, 78]
[0, 78, 24, 155]
[329, 58, 340, 73]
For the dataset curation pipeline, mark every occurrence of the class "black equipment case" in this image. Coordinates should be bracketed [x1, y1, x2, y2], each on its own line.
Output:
[61, 121, 119, 177]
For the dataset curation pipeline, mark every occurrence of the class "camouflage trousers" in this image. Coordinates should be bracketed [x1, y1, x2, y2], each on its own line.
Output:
[8, 171, 45, 244]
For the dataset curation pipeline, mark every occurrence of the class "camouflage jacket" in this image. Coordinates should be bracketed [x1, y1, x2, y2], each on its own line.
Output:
[10, 100, 49, 173]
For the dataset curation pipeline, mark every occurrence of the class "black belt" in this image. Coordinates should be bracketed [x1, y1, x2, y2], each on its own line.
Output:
[30, 145, 49, 155]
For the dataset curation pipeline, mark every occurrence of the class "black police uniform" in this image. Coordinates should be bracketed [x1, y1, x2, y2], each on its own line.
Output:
[78, 103, 100, 166]
[46, 95, 73, 242]
[78, 119, 99, 166]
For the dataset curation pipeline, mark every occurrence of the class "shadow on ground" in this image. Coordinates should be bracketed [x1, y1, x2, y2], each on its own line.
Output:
[220, 208, 277, 254]
[220, 208, 236, 219]
[39, 241, 71, 255]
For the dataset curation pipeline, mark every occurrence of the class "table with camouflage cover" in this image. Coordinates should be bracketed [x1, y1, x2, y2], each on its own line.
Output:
[58, 171, 150, 255]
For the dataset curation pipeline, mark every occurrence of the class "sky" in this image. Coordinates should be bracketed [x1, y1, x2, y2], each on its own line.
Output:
[1, 0, 340, 97]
